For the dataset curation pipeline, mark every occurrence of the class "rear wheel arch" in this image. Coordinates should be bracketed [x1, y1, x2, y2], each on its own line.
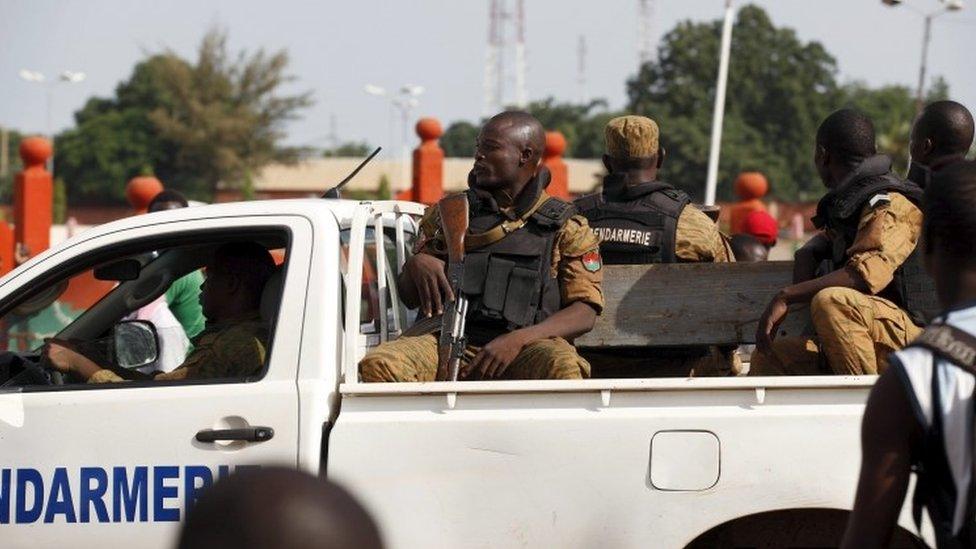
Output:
[685, 507, 925, 548]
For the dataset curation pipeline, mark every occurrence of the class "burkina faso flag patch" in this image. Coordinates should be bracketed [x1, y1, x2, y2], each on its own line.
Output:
[582, 251, 602, 272]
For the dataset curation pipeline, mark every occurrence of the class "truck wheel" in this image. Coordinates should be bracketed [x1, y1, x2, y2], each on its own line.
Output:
[685, 508, 926, 549]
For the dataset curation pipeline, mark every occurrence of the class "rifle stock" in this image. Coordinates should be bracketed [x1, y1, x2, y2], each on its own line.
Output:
[436, 194, 469, 381]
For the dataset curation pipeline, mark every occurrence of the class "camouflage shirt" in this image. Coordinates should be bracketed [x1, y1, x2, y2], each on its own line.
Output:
[839, 192, 922, 294]
[674, 205, 735, 263]
[89, 313, 269, 384]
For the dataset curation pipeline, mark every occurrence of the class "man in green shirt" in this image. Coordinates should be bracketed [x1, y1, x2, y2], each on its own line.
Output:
[149, 190, 206, 340]
[165, 270, 205, 339]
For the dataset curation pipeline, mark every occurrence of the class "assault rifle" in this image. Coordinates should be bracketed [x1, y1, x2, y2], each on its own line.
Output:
[321, 147, 382, 199]
[436, 194, 470, 381]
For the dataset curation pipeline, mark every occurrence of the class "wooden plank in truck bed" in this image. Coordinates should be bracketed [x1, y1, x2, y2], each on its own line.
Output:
[576, 261, 811, 348]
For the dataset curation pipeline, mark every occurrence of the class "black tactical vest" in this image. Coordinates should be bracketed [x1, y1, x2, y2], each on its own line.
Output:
[900, 324, 976, 548]
[574, 178, 690, 265]
[459, 188, 576, 345]
[813, 155, 938, 325]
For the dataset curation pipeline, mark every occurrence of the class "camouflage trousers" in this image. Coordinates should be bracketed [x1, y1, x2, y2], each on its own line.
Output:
[750, 287, 923, 376]
[359, 333, 591, 382]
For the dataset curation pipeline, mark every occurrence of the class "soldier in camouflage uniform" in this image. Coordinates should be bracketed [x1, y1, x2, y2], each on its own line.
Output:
[359, 111, 604, 382]
[751, 109, 935, 376]
[573, 115, 736, 377]
[45, 242, 275, 383]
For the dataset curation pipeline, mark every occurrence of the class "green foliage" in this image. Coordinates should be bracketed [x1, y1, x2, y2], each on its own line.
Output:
[55, 55, 190, 204]
[323, 141, 373, 157]
[241, 170, 255, 201]
[439, 6, 936, 202]
[0, 127, 23, 202]
[440, 121, 480, 157]
[54, 27, 312, 204]
[627, 5, 841, 201]
[148, 28, 314, 196]
[52, 177, 66, 224]
[376, 173, 391, 200]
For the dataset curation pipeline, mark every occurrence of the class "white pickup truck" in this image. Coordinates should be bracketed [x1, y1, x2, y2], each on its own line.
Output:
[0, 199, 928, 548]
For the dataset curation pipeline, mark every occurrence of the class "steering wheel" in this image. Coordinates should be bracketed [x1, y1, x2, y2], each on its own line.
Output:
[0, 353, 60, 387]
[39, 353, 65, 385]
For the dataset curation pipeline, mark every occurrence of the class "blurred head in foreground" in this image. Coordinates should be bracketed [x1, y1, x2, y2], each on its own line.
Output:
[178, 466, 383, 549]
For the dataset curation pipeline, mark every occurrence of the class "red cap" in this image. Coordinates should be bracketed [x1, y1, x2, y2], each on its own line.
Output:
[742, 211, 778, 246]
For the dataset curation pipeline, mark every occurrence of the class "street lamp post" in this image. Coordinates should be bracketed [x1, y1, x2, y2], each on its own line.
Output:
[882, 0, 964, 113]
[704, 0, 735, 206]
[364, 84, 425, 192]
[19, 69, 87, 136]
[18, 69, 87, 172]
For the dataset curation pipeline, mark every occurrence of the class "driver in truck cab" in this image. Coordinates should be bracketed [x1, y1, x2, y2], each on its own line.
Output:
[359, 111, 605, 381]
[42, 242, 276, 383]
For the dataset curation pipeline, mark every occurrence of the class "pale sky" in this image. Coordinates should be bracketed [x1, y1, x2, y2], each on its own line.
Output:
[1, 0, 974, 157]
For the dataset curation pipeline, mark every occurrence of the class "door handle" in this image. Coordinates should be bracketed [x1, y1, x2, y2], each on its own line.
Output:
[195, 427, 274, 443]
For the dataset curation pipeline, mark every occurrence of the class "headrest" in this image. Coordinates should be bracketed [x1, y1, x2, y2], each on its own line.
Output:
[260, 268, 284, 323]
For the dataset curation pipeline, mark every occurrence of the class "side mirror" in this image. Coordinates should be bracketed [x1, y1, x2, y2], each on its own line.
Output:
[111, 320, 159, 370]
[95, 259, 142, 282]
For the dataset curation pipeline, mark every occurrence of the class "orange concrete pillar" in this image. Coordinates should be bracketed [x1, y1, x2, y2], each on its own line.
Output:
[543, 131, 569, 199]
[126, 175, 164, 214]
[729, 171, 769, 234]
[14, 137, 54, 259]
[0, 222, 14, 276]
[401, 117, 445, 205]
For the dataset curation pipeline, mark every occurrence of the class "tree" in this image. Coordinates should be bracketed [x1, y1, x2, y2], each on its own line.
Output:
[52, 177, 67, 224]
[0, 128, 24, 202]
[55, 56, 186, 204]
[149, 28, 313, 196]
[376, 174, 391, 199]
[440, 121, 480, 157]
[627, 5, 841, 201]
[55, 27, 312, 204]
[323, 141, 373, 157]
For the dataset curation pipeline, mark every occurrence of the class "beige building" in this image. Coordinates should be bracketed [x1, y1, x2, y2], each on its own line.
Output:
[216, 157, 605, 201]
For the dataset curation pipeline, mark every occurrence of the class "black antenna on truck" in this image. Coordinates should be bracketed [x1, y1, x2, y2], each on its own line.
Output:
[322, 146, 383, 199]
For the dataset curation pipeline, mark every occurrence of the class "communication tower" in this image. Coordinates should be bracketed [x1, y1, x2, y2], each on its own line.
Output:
[638, 0, 656, 69]
[483, 0, 528, 115]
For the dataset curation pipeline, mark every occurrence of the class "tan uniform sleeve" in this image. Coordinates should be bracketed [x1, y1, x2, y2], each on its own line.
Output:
[675, 206, 734, 263]
[552, 214, 605, 314]
[845, 192, 922, 294]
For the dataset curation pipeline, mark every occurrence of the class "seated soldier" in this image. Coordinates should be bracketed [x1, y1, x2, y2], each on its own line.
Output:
[573, 115, 736, 377]
[906, 100, 974, 188]
[751, 109, 935, 376]
[359, 111, 603, 382]
[44, 242, 276, 383]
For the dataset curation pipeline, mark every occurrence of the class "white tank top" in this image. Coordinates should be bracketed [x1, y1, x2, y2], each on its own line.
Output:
[894, 305, 976, 534]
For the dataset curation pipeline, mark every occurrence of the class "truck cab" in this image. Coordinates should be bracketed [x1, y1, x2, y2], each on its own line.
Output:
[0, 199, 928, 548]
